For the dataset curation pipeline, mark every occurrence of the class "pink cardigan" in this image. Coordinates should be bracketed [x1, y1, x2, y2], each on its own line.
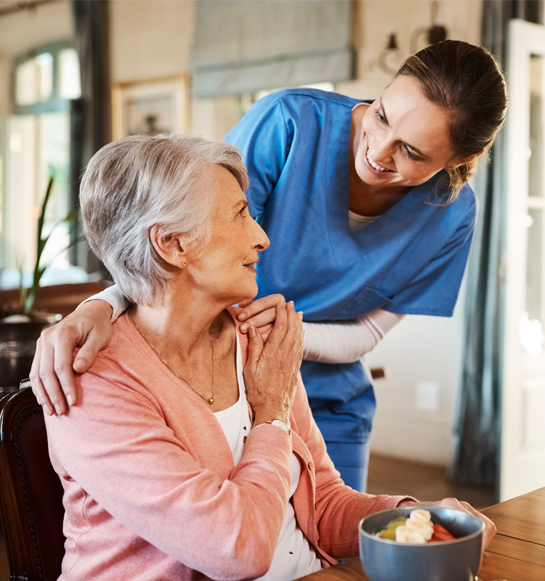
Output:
[45, 309, 412, 580]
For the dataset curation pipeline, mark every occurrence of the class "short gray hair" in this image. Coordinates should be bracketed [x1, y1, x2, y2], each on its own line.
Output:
[80, 133, 249, 305]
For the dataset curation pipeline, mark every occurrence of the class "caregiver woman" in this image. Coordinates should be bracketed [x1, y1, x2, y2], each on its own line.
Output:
[30, 40, 508, 492]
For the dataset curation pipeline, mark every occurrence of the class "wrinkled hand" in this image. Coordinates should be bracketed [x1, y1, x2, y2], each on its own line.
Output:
[29, 300, 114, 415]
[238, 294, 291, 342]
[398, 497, 496, 549]
[243, 301, 304, 427]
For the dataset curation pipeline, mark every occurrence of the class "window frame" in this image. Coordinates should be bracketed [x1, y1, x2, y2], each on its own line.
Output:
[12, 40, 78, 116]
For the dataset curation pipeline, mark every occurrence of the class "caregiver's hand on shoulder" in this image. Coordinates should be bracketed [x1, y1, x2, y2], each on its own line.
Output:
[30, 300, 114, 416]
[398, 497, 496, 549]
[244, 301, 304, 427]
[237, 294, 290, 341]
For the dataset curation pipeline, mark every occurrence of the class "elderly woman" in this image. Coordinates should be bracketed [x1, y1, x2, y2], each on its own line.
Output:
[44, 133, 494, 580]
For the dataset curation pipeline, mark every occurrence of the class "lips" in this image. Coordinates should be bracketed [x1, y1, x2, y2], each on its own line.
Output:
[366, 148, 392, 173]
[243, 260, 258, 273]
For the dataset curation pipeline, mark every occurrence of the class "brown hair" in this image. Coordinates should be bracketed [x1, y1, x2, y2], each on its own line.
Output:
[397, 40, 508, 204]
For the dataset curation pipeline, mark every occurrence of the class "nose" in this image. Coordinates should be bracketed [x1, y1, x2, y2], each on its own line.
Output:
[251, 218, 270, 251]
[370, 136, 395, 164]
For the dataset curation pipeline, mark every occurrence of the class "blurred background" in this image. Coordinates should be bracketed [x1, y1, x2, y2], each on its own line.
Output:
[0, 0, 543, 517]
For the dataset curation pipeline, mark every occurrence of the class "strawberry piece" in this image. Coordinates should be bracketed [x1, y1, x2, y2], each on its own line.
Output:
[429, 523, 456, 543]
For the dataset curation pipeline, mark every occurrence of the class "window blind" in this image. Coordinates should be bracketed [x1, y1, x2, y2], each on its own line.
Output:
[191, 0, 354, 98]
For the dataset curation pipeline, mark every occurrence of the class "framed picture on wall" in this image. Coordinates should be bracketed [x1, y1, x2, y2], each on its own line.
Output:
[112, 75, 190, 140]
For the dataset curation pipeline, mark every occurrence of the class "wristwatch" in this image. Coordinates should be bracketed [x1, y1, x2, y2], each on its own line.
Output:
[266, 419, 291, 435]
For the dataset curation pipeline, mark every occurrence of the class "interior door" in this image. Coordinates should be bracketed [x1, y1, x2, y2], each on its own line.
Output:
[501, 19, 545, 501]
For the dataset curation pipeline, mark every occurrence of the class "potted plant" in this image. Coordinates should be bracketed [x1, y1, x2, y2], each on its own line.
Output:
[0, 177, 78, 389]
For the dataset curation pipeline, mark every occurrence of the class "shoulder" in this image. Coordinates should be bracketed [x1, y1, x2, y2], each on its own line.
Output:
[71, 317, 133, 379]
[247, 88, 362, 122]
[446, 183, 477, 228]
[98, 315, 138, 364]
[226, 89, 363, 152]
[268, 87, 361, 107]
[80, 315, 163, 405]
[425, 175, 477, 226]
[454, 182, 477, 208]
[266, 88, 360, 111]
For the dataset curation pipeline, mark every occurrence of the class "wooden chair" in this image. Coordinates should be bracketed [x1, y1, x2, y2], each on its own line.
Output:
[0, 387, 64, 581]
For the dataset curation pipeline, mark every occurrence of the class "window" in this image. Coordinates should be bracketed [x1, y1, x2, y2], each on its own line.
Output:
[1, 41, 81, 287]
[13, 41, 80, 113]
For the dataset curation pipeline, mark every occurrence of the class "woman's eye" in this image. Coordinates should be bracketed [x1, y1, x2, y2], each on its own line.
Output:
[374, 109, 386, 124]
[403, 146, 419, 162]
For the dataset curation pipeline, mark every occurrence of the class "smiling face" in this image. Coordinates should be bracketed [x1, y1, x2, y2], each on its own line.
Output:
[354, 74, 459, 190]
[185, 164, 269, 306]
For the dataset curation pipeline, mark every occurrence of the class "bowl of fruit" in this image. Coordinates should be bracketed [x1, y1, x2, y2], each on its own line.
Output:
[358, 507, 484, 581]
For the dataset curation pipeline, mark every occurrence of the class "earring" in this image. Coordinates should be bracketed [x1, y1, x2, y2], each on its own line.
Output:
[180, 261, 187, 269]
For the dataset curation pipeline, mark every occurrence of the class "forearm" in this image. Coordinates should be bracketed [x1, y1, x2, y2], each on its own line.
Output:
[289, 378, 415, 558]
[303, 309, 404, 364]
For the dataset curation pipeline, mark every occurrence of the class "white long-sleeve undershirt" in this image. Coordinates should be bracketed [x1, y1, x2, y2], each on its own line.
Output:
[302, 310, 404, 364]
[82, 286, 404, 365]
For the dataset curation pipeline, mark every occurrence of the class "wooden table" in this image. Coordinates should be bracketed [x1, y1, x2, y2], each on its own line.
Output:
[297, 487, 545, 581]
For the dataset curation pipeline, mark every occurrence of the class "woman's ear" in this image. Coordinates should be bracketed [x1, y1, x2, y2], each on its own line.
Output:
[149, 225, 187, 270]
[449, 149, 485, 170]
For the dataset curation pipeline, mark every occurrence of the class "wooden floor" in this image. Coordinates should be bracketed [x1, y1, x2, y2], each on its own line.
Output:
[0, 453, 495, 579]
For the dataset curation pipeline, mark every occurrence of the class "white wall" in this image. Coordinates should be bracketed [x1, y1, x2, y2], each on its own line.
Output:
[338, 0, 482, 99]
[0, 0, 73, 57]
[109, 0, 241, 142]
[110, 0, 194, 84]
[366, 287, 468, 465]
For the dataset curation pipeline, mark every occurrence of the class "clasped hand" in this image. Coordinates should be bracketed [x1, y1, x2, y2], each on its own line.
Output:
[243, 300, 304, 427]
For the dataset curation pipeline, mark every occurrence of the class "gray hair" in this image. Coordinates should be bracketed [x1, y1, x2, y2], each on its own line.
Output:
[80, 133, 249, 305]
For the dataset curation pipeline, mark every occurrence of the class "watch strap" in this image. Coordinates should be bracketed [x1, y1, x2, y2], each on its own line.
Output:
[266, 419, 291, 435]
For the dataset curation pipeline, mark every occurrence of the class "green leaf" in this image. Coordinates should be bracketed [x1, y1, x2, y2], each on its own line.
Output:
[19, 176, 54, 315]
[16, 258, 27, 311]
[37, 177, 54, 249]
[18, 176, 82, 316]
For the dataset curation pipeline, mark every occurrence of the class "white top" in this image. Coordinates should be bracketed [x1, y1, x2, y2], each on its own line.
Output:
[348, 209, 379, 234]
[215, 334, 322, 580]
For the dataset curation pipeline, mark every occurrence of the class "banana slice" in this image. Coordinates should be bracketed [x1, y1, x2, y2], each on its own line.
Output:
[409, 509, 432, 525]
[406, 518, 434, 540]
[395, 525, 427, 544]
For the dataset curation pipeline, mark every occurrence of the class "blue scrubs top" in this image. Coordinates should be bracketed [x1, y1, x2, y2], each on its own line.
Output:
[226, 89, 476, 446]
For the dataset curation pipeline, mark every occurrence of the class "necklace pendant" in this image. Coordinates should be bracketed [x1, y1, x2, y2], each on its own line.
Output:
[208, 398, 214, 405]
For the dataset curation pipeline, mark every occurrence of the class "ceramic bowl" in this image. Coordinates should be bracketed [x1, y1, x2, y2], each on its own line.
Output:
[358, 506, 484, 581]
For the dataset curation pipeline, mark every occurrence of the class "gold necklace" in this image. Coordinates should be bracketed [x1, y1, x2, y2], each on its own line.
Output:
[128, 308, 215, 405]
